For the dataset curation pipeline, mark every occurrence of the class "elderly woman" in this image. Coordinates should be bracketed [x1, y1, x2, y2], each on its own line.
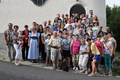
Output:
[13, 25, 22, 66]
[70, 34, 80, 70]
[28, 27, 40, 63]
[103, 36, 113, 75]
[78, 39, 90, 74]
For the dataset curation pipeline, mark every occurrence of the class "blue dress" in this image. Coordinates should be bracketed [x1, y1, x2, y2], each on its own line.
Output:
[28, 32, 40, 60]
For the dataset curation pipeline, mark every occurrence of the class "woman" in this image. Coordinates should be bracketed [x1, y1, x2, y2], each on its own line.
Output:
[87, 38, 100, 76]
[78, 39, 90, 74]
[62, 18, 67, 25]
[41, 28, 48, 62]
[108, 32, 117, 68]
[98, 31, 104, 42]
[93, 15, 99, 25]
[92, 22, 99, 36]
[85, 33, 89, 44]
[46, 26, 51, 35]
[103, 36, 113, 74]
[28, 27, 40, 63]
[62, 28, 67, 38]
[13, 25, 22, 65]
[94, 35, 103, 73]
[38, 25, 43, 61]
[70, 34, 80, 70]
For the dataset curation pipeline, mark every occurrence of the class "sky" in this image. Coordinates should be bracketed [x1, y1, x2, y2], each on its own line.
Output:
[106, 0, 120, 7]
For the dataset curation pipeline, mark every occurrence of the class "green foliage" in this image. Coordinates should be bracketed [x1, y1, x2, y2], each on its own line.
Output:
[106, 5, 120, 51]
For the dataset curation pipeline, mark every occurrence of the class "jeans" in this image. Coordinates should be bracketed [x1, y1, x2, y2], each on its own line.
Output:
[7, 42, 16, 60]
[104, 54, 111, 70]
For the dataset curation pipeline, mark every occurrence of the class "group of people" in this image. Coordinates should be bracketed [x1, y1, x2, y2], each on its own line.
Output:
[4, 10, 117, 76]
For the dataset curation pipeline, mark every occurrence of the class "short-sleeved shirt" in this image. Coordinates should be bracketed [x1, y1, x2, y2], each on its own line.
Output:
[13, 32, 19, 44]
[80, 43, 88, 55]
[41, 33, 48, 41]
[51, 27, 58, 31]
[48, 37, 63, 50]
[89, 35, 96, 42]
[103, 41, 112, 54]
[68, 36, 75, 42]
[45, 39, 51, 50]
[91, 43, 100, 55]
[94, 41, 103, 53]
[62, 39, 71, 50]
[4, 29, 14, 42]
[108, 38, 115, 49]
[78, 34, 85, 40]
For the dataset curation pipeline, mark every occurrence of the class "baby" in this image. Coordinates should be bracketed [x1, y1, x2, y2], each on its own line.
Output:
[17, 31, 24, 49]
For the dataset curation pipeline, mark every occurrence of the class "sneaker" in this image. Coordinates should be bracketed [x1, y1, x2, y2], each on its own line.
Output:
[73, 67, 76, 70]
[79, 70, 85, 73]
[85, 71, 88, 74]
[76, 67, 78, 71]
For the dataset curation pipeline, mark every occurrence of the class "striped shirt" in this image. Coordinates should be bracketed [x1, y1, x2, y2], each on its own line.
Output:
[4, 29, 14, 42]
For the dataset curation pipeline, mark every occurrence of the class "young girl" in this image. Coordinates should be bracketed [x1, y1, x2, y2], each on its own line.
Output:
[17, 31, 24, 49]
[45, 34, 51, 66]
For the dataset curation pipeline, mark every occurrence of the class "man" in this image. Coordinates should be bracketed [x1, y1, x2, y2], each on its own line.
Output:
[51, 22, 58, 31]
[65, 14, 69, 22]
[89, 30, 96, 42]
[49, 31, 63, 70]
[68, 31, 75, 42]
[78, 28, 85, 40]
[43, 21, 47, 28]
[22, 25, 29, 61]
[73, 23, 85, 35]
[4, 23, 16, 61]
[64, 19, 75, 30]
[61, 14, 64, 21]
[88, 10, 95, 22]
[30, 22, 38, 32]
[47, 20, 53, 29]
[104, 26, 110, 36]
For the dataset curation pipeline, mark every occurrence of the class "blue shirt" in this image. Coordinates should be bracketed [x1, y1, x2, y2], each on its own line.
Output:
[45, 39, 51, 50]
[51, 27, 58, 31]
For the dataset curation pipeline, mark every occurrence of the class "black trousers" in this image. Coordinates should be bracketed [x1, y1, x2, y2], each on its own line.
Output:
[22, 43, 29, 60]
[39, 43, 46, 61]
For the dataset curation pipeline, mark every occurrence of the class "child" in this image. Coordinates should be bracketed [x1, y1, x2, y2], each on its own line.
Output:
[17, 31, 24, 49]
[45, 34, 51, 66]
[62, 34, 71, 68]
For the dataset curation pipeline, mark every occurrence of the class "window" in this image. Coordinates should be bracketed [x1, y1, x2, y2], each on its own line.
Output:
[31, 0, 46, 6]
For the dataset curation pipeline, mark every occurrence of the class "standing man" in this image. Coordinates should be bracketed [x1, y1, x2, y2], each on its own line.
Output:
[4, 23, 16, 61]
[49, 31, 63, 70]
[88, 10, 95, 22]
[22, 25, 29, 61]
[47, 20, 53, 29]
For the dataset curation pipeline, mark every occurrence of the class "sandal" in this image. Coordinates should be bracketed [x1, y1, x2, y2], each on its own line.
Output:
[88, 73, 95, 77]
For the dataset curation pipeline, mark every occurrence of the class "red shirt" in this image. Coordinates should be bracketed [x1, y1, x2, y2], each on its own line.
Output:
[23, 30, 29, 43]
[94, 41, 103, 54]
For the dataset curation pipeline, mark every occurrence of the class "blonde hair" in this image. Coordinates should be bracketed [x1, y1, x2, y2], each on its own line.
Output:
[81, 39, 85, 42]
[103, 36, 108, 39]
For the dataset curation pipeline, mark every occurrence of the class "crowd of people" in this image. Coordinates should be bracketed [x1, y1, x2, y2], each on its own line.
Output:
[4, 10, 117, 76]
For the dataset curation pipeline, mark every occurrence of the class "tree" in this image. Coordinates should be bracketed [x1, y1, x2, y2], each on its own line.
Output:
[106, 5, 120, 51]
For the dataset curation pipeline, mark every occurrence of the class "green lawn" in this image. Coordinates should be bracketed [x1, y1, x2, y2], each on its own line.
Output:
[116, 51, 120, 59]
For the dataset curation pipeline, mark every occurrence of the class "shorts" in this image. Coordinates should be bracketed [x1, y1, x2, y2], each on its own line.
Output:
[63, 50, 70, 58]
[46, 50, 51, 58]
[51, 48, 61, 61]
[111, 58, 114, 61]
[94, 55, 100, 61]
[72, 54, 79, 65]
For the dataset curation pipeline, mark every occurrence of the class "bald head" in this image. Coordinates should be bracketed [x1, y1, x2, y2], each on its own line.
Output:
[53, 31, 57, 37]
[76, 23, 81, 28]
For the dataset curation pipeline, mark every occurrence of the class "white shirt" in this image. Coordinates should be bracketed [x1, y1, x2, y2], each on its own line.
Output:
[64, 23, 76, 30]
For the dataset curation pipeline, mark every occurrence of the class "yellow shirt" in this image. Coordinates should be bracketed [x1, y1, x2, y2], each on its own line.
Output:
[91, 43, 100, 55]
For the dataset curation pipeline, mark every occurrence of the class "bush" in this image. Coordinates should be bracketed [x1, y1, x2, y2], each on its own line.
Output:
[106, 5, 120, 51]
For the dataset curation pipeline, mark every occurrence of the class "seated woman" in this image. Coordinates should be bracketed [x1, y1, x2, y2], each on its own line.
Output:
[87, 38, 100, 76]
[78, 39, 90, 74]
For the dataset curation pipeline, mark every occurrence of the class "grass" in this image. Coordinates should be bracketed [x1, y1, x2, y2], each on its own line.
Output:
[115, 51, 120, 59]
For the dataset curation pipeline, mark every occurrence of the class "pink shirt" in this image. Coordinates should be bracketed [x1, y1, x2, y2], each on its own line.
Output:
[94, 41, 103, 54]
[72, 39, 80, 54]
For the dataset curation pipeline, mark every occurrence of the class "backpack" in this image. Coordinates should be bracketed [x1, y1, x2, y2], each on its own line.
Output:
[60, 62, 69, 72]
